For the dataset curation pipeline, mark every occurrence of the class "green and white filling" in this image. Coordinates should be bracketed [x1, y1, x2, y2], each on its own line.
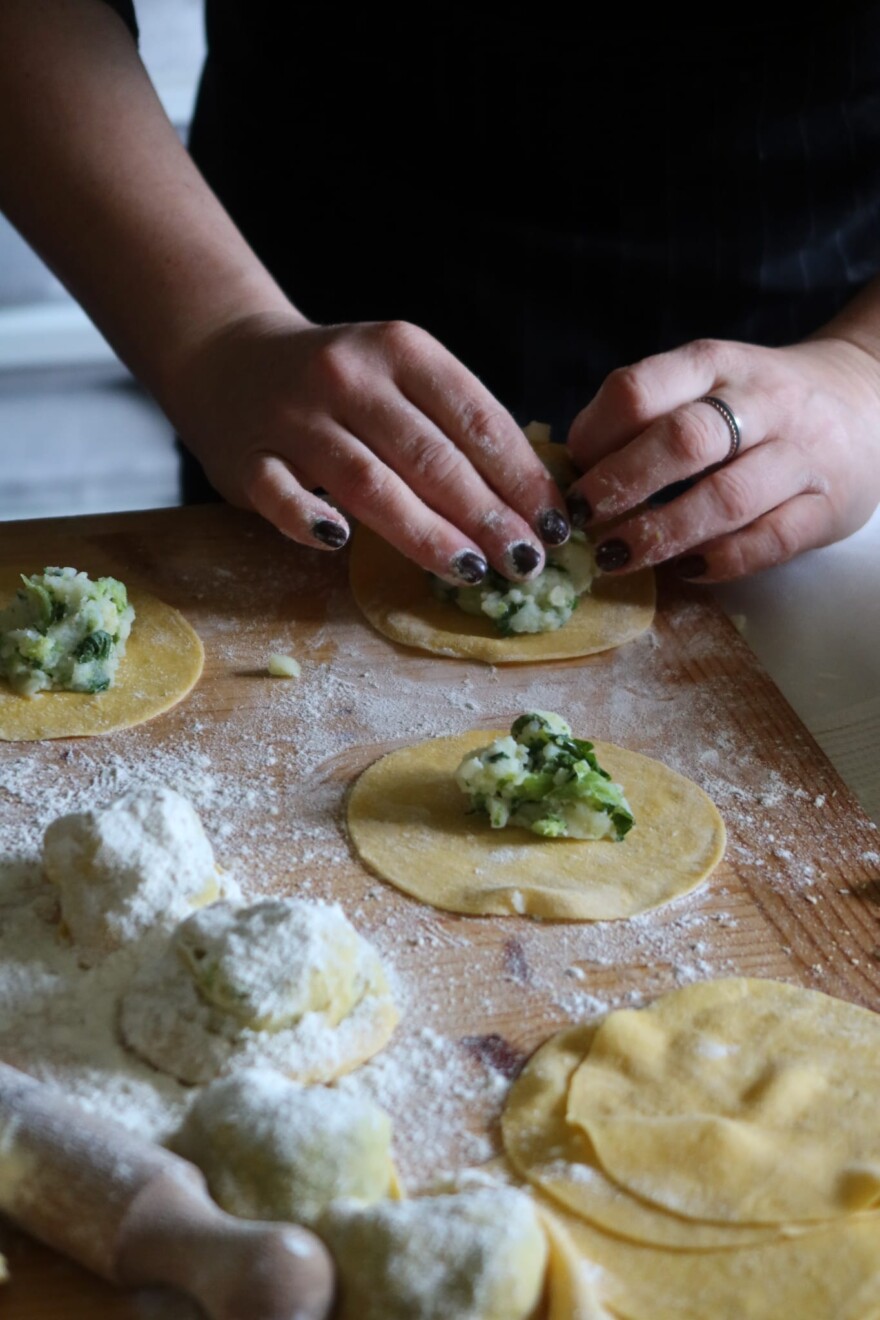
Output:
[432, 532, 596, 636]
[455, 711, 634, 840]
[0, 567, 135, 696]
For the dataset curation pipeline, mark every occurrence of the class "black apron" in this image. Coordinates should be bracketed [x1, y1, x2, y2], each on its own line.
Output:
[102, 4, 880, 499]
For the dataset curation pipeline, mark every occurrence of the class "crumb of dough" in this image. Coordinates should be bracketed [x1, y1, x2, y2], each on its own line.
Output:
[175, 1065, 399, 1225]
[268, 653, 301, 678]
[319, 1186, 548, 1320]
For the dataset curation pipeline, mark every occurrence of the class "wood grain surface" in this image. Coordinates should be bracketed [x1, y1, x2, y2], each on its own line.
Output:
[1, 505, 878, 1318]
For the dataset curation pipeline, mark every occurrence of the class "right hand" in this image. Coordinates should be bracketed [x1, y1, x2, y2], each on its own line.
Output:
[166, 312, 570, 584]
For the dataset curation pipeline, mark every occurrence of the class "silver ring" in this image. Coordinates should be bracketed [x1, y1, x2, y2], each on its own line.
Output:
[696, 395, 742, 463]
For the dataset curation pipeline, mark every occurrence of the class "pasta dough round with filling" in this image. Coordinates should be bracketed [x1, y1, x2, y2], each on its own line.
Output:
[347, 730, 725, 920]
[175, 1067, 400, 1225]
[43, 786, 223, 964]
[119, 899, 399, 1084]
[349, 443, 654, 664]
[0, 571, 203, 741]
[318, 1187, 548, 1320]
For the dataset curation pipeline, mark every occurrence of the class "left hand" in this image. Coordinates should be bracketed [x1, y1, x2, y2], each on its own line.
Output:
[565, 336, 880, 581]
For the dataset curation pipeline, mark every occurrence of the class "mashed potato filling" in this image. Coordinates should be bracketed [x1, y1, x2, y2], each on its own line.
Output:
[455, 711, 634, 841]
[0, 567, 135, 696]
[432, 534, 595, 635]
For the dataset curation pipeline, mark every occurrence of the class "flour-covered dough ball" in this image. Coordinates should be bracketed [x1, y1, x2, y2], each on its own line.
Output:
[176, 1067, 398, 1225]
[119, 898, 399, 1084]
[320, 1187, 548, 1320]
[43, 786, 221, 962]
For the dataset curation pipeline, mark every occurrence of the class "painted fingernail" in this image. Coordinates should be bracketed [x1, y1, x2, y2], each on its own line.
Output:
[510, 542, 542, 577]
[450, 549, 488, 585]
[595, 538, 631, 572]
[566, 494, 592, 529]
[538, 509, 570, 545]
[676, 554, 708, 580]
[312, 519, 349, 548]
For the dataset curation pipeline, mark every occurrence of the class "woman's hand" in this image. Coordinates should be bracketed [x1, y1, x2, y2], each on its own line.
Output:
[565, 336, 880, 581]
[168, 312, 570, 585]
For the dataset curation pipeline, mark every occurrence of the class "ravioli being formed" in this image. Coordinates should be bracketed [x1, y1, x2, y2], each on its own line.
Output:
[120, 898, 399, 1084]
[0, 566, 203, 741]
[349, 441, 655, 663]
[176, 1067, 401, 1226]
[347, 729, 724, 920]
[319, 1187, 549, 1320]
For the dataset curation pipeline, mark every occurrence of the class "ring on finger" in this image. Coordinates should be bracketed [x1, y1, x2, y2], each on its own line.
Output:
[696, 395, 742, 463]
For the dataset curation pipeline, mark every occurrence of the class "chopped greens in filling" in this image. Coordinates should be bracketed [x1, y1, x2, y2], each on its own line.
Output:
[431, 532, 596, 636]
[455, 711, 634, 841]
[0, 567, 135, 697]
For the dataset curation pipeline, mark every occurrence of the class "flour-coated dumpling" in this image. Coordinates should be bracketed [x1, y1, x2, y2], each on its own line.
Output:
[176, 1067, 399, 1225]
[43, 786, 221, 962]
[119, 898, 399, 1084]
[319, 1187, 548, 1320]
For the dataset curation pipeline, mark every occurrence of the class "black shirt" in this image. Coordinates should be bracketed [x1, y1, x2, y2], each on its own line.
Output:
[104, 5, 880, 441]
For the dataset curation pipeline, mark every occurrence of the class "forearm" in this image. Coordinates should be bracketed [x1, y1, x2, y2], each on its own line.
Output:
[809, 273, 880, 365]
[0, 0, 299, 407]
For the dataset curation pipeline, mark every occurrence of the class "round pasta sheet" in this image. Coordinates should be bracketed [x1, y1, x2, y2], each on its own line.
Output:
[350, 528, 655, 664]
[349, 441, 654, 664]
[503, 1024, 800, 1250]
[541, 1197, 880, 1320]
[346, 731, 725, 921]
[566, 978, 880, 1225]
[0, 573, 203, 741]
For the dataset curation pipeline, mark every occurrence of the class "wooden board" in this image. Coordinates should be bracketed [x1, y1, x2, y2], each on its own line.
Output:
[1, 504, 878, 1318]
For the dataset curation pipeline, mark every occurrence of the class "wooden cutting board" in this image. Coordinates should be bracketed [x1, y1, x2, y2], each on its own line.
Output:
[1, 504, 878, 1319]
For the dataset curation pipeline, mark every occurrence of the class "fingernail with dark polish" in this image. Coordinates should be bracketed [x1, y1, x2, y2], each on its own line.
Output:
[451, 549, 488, 585]
[312, 519, 349, 549]
[595, 538, 631, 572]
[510, 542, 542, 577]
[566, 494, 592, 529]
[538, 508, 570, 545]
[676, 554, 708, 580]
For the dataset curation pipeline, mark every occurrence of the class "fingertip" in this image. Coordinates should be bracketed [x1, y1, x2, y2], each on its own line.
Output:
[565, 491, 593, 530]
[538, 508, 570, 546]
[506, 541, 544, 580]
[311, 517, 350, 550]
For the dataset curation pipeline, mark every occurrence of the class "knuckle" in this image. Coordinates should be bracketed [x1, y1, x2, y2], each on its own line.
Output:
[334, 452, 391, 508]
[708, 466, 754, 526]
[310, 340, 354, 394]
[603, 364, 652, 419]
[663, 411, 716, 468]
[764, 510, 803, 564]
[378, 318, 426, 361]
[687, 336, 729, 373]
[408, 438, 467, 487]
[457, 399, 509, 454]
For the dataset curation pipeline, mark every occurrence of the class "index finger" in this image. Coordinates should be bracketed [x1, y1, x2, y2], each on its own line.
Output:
[567, 339, 741, 470]
[389, 325, 570, 546]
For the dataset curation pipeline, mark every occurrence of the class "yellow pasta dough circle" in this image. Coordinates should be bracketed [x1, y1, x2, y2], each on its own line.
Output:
[502, 1023, 799, 1251]
[350, 527, 655, 663]
[566, 978, 880, 1225]
[346, 731, 725, 920]
[0, 573, 203, 741]
[349, 442, 655, 663]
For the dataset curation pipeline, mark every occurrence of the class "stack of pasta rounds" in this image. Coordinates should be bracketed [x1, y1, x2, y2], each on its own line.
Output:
[502, 978, 880, 1320]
